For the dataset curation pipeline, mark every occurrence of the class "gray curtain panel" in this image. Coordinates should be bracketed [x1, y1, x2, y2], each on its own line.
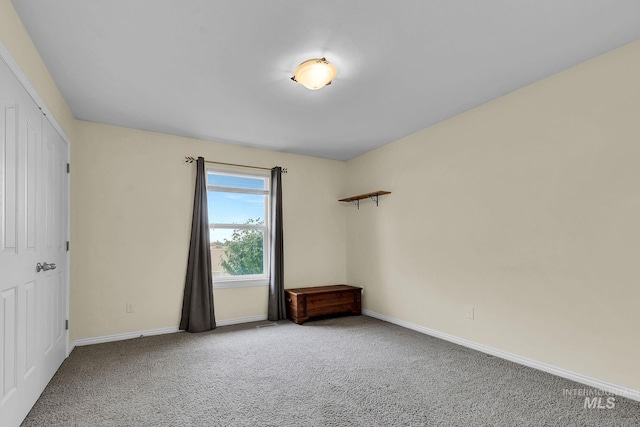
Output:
[268, 166, 286, 320]
[180, 157, 216, 332]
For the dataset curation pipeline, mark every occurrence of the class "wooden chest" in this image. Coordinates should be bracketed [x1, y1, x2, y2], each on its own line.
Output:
[285, 285, 362, 325]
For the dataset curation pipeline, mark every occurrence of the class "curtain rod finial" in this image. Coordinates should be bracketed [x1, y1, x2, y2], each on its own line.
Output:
[185, 156, 196, 164]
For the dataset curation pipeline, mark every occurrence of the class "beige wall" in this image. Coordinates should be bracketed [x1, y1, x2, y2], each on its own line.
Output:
[0, 0, 75, 138]
[70, 121, 347, 342]
[346, 41, 640, 390]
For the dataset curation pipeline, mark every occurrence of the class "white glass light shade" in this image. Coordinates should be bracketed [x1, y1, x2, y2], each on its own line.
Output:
[291, 57, 337, 90]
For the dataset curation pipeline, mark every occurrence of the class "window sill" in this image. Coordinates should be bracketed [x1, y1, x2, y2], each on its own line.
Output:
[213, 278, 269, 289]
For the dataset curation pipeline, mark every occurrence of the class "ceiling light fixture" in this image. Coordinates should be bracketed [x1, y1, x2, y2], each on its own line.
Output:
[291, 57, 337, 90]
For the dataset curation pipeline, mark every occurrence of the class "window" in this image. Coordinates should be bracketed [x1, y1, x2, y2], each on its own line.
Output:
[207, 169, 270, 288]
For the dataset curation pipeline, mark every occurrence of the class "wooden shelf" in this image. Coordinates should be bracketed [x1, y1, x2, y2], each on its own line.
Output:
[339, 190, 391, 209]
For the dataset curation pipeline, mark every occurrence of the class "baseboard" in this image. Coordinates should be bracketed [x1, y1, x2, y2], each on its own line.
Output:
[67, 340, 75, 356]
[72, 326, 180, 348]
[216, 314, 268, 327]
[362, 309, 640, 402]
[70, 315, 268, 349]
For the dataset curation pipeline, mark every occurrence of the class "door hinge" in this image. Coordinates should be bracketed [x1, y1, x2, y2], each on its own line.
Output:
[66, 241, 69, 251]
[67, 163, 70, 173]
[65, 319, 69, 330]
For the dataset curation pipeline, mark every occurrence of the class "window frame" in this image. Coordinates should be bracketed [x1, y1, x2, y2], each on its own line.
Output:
[207, 168, 270, 289]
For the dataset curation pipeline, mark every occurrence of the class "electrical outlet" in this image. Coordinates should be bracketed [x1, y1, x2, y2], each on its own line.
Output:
[466, 307, 474, 320]
[126, 302, 134, 313]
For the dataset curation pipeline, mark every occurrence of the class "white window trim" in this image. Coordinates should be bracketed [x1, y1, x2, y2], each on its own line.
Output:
[208, 185, 267, 195]
[213, 277, 269, 289]
[207, 168, 270, 288]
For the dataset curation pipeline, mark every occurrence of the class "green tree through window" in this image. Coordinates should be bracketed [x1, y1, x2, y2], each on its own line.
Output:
[220, 219, 264, 275]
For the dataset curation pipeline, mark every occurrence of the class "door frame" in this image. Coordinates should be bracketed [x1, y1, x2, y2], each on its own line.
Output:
[0, 40, 72, 356]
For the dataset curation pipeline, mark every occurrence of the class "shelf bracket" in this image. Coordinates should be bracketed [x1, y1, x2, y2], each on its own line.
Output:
[351, 199, 360, 209]
[369, 194, 380, 207]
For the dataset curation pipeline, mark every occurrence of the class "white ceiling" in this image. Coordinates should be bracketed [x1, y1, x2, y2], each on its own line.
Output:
[12, 1, 640, 160]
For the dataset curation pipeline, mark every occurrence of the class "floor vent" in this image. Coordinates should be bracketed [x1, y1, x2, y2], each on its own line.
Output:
[256, 323, 278, 329]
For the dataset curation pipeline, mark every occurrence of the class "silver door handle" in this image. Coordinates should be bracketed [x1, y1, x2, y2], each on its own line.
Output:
[36, 262, 56, 272]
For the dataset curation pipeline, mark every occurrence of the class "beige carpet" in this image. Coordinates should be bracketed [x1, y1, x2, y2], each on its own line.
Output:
[21, 316, 640, 426]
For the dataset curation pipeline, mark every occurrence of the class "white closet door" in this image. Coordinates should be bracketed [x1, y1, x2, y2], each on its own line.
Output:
[0, 55, 68, 427]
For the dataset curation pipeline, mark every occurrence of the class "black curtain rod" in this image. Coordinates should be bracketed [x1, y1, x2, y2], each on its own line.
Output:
[184, 156, 287, 173]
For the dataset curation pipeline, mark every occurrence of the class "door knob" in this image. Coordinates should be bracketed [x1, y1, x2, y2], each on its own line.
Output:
[36, 262, 57, 272]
